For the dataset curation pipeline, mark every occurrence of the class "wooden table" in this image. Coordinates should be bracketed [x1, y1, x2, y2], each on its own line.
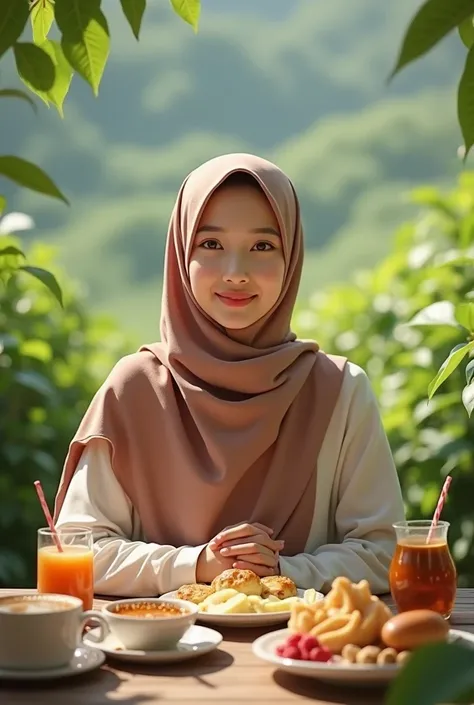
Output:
[1, 588, 473, 705]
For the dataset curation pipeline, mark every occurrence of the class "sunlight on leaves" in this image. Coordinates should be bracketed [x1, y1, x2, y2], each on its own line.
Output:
[428, 340, 474, 398]
[170, 0, 201, 32]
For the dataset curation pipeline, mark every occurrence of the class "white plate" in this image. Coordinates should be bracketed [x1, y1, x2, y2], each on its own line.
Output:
[159, 588, 323, 628]
[84, 624, 222, 664]
[0, 645, 105, 682]
[252, 628, 474, 687]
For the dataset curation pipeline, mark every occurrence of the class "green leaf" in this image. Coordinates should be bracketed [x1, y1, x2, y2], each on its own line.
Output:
[14, 370, 55, 397]
[462, 382, 474, 416]
[389, 0, 474, 79]
[407, 301, 459, 327]
[170, 0, 200, 32]
[31, 0, 55, 44]
[428, 340, 474, 398]
[455, 302, 474, 332]
[0, 0, 29, 59]
[0, 196, 5, 215]
[458, 43, 474, 159]
[386, 641, 474, 705]
[459, 14, 474, 47]
[13, 42, 55, 96]
[0, 246, 26, 258]
[55, 0, 110, 96]
[18, 265, 63, 306]
[467, 359, 474, 384]
[0, 156, 69, 204]
[120, 0, 146, 40]
[0, 89, 37, 113]
[39, 40, 74, 117]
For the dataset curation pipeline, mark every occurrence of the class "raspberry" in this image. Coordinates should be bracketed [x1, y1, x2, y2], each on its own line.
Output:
[285, 633, 303, 648]
[281, 645, 302, 660]
[309, 646, 333, 663]
[299, 634, 319, 651]
[275, 645, 285, 656]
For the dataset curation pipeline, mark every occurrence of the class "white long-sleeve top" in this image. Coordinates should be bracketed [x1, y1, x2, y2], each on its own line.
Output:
[56, 361, 405, 597]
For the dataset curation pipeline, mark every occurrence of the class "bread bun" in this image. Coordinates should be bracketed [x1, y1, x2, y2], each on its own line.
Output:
[381, 610, 449, 651]
[211, 569, 262, 596]
[261, 576, 297, 600]
[176, 583, 214, 604]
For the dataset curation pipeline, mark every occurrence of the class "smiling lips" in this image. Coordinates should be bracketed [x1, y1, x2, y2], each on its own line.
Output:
[215, 292, 257, 307]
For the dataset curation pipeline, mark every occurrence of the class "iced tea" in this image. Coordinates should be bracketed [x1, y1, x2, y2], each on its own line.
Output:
[389, 520, 456, 619]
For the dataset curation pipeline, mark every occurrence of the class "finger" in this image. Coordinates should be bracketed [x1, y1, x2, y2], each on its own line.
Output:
[218, 534, 284, 552]
[232, 560, 276, 577]
[232, 552, 277, 568]
[209, 523, 270, 548]
[251, 522, 274, 535]
[220, 542, 275, 558]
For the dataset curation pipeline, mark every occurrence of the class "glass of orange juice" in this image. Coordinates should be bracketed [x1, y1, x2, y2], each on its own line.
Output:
[389, 520, 457, 619]
[37, 528, 94, 611]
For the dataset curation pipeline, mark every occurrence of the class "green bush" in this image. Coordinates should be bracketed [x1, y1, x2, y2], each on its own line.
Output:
[294, 172, 474, 586]
[0, 239, 129, 587]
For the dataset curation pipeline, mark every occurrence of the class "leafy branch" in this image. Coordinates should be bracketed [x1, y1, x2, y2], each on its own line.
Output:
[390, 0, 474, 158]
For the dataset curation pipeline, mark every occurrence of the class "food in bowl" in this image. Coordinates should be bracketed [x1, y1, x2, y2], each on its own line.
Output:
[100, 598, 197, 651]
[109, 601, 191, 619]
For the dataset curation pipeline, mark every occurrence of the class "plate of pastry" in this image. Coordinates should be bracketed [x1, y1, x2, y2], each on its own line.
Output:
[160, 569, 324, 627]
[252, 575, 474, 685]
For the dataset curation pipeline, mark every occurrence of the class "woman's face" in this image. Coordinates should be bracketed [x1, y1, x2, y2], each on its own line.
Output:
[189, 183, 285, 330]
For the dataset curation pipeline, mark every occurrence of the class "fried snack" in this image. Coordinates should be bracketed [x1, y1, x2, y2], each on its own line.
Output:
[341, 644, 402, 665]
[211, 569, 262, 596]
[287, 576, 393, 654]
[261, 576, 297, 600]
[396, 650, 411, 665]
[176, 583, 214, 605]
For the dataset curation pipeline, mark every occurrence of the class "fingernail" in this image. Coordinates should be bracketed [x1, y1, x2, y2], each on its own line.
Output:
[220, 548, 229, 554]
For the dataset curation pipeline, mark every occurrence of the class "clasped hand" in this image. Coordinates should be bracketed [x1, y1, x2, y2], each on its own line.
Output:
[196, 522, 284, 583]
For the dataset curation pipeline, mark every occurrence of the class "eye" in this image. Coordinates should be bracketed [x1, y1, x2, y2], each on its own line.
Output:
[252, 241, 274, 251]
[200, 239, 222, 250]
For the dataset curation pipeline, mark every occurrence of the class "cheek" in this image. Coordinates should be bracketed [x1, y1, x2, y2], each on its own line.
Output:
[253, 258, 285, 289]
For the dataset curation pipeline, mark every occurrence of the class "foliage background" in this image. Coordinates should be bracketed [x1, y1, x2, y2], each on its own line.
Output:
[1, 0, 473, 589]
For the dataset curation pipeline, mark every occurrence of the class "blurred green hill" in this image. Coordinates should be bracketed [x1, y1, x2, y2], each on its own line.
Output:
[1, 0, 465, 342]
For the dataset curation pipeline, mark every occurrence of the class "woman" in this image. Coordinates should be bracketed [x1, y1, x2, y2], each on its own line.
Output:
[54, 153, 405, 597]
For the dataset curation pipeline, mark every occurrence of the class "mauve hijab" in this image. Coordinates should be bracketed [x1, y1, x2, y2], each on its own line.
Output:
[54, 154, 347, 556]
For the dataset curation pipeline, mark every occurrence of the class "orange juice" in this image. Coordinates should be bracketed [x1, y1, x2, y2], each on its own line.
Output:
[37, 545, 94, 611]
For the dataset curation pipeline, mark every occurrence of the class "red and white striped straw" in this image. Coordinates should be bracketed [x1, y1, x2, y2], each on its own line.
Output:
[427, 475, 452, 543]
[34, 480, 63, 552]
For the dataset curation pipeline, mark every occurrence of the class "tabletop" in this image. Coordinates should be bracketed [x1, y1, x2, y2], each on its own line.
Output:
[1, 588, 473, 705]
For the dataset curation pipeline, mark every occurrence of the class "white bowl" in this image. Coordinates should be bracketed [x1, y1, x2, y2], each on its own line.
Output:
[97, 598, 198, 651]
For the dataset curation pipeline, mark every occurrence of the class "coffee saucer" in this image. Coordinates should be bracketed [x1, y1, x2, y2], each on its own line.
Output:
[0, 645, 105, 681]
[84, 624, 223, 663]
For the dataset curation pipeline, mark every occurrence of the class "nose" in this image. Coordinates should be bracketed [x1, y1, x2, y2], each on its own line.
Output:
[222, 253, 249, 284]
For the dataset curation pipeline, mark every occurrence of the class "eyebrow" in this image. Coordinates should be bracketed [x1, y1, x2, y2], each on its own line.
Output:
[196, 225, 280, 237]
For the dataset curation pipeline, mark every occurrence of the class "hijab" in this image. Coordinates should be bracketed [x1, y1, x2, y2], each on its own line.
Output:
[54, 154, 347, 555]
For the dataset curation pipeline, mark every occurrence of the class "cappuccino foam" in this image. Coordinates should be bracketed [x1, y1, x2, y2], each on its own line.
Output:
[0, 598, 72, 614]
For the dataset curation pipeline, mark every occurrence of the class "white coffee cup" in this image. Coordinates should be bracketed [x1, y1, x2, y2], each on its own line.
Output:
[0, 593, 108, 671]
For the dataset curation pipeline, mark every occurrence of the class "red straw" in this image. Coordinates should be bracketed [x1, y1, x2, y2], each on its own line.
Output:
[34, 480, 63, 552]
[427, 475, 452, 543]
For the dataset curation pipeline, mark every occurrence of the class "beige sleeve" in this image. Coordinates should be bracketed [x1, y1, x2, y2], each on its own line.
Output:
[55, 438, 205, 596]
[279, 364, 405, 595]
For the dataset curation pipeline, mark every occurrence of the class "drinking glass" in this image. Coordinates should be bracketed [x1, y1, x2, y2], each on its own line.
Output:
[37, 527, 94, 611]
[389, 520, 457, 619]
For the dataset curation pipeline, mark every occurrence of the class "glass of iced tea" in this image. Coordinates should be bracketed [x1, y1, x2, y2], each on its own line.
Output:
[37, 527, 94, 611]
[389, 520, 457, 619]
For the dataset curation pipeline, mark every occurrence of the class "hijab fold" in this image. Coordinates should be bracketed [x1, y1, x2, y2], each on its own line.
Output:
[54, 154, 347, 555]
